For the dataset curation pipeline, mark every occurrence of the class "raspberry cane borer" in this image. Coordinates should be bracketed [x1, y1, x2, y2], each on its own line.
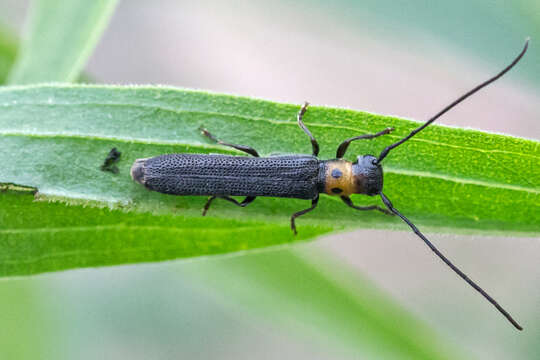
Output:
[132, 39, 529, 330]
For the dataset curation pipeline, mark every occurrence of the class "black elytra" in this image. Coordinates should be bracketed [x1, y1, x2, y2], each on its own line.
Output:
[131, 40, 530, 330]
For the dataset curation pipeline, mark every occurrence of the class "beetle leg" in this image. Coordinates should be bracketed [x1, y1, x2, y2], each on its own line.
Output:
[202, 195, 256, 216]
[290, 195, 319, 235]
[335, 128, 394, 159]
[297, 102, 320, 157]
[200, 127, 260, 157]
[341, 195, 393, 215]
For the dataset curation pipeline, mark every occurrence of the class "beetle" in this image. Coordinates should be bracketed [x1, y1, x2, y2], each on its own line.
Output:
[131, 40, 529, 330]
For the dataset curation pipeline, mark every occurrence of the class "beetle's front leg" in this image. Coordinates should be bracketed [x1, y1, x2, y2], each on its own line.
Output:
[341, 195, 393, 215]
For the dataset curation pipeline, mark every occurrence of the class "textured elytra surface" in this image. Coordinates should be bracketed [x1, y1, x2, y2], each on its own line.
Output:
[140, 154, 323, 199]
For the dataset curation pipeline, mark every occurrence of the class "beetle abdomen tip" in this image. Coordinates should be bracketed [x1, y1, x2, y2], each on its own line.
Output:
[131, 158, 148, 185]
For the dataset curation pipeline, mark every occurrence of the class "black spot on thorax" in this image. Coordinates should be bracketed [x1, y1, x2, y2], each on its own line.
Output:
[331, 168, 342, 179]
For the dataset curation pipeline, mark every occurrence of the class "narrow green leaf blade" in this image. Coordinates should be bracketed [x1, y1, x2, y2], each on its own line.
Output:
[0, 84, 538, 276]
[7, 0, 119, 84]
[0, 279, 55, 359]
[1, 84, 538, 232]
[0, 24, 17, 84]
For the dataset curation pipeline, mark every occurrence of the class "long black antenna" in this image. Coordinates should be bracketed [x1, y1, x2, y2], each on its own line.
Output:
[380, 192, 523, 330]
[377, 38, 529, 163]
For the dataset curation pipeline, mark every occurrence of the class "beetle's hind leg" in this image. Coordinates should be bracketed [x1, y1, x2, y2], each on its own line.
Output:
[202, 195, 256, 216]
[290, 195, 319, 235]
[200, 127, 260, 157]
[341, 196, 393, 215]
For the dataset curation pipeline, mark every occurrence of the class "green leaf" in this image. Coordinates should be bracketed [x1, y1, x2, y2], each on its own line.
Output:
[0, 279, 55, 359]
[0, 84, 538, 276]
[7, 0, 119, 84]
[0, 24, 17, 84]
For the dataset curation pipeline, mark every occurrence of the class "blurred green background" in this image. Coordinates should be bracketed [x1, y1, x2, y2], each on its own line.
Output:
[1, 0, 539, 359]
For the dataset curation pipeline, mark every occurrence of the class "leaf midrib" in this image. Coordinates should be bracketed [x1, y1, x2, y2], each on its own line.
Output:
[1, 131, 538, 195]
[386, 167, 539, 194]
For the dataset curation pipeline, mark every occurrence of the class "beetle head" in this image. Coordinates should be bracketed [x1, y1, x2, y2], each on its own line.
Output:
[352, 155, 383, 196]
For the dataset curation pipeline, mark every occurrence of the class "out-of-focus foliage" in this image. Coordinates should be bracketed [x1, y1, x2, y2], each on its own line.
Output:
[7, 0, 118, 84]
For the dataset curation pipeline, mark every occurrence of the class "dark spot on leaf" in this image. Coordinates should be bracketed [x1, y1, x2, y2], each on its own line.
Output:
[101, 147, 122, 174]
